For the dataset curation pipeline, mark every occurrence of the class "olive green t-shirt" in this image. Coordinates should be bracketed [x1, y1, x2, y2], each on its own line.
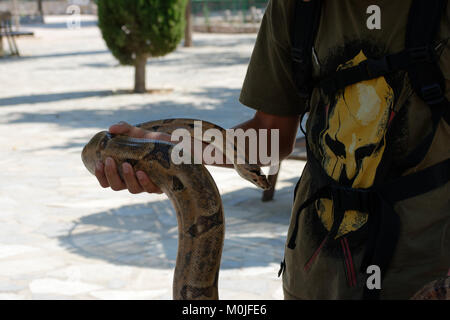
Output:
[240, 0, 450, 299]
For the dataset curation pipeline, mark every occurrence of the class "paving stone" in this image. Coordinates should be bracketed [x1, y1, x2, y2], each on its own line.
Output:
[0, 16, 304, 300]
[0, 245, 41, 259]
[0, 281, 27, 293]
[29, 278, 102, 296]
[0, 258, 66, 278]
[0, 293, 25, 300]
[90, 289, 169, 300]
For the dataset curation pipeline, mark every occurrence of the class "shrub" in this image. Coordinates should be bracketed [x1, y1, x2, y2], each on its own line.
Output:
[97, 0, 187, 93]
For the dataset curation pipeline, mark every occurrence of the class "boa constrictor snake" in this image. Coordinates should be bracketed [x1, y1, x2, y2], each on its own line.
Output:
[81, 118, 449, 300]
[82, 118, 270, 300]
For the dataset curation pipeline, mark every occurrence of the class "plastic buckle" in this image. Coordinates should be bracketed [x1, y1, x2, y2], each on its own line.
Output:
[421, 84, 445, 105]
[409, 46, 432, 64]
[331, 186, 353, 212]
[358, 57, 390, 80]
[331, 186, 376, 213]
[356, 189, 376, 212]
[292, 48, 305, 63]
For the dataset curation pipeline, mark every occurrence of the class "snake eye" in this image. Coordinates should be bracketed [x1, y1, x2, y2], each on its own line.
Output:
[100, 133, 112, 149]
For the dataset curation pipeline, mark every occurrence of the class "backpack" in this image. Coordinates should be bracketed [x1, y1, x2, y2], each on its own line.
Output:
[285, 0, 450, 299]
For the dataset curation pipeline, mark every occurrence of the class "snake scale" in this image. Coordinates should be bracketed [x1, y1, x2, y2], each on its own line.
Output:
[81, 118, 449, 300]
[82, 119, 270, 300]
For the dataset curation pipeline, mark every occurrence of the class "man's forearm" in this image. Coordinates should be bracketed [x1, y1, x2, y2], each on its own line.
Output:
[196, 111, 300, 168]
[233, 112, 300, 163]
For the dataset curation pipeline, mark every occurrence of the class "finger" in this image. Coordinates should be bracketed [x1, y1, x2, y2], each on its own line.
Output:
[108, 121, 132, 135]
[122, 162, 144, 194]
[104, 157, 126, 191]
[94, 161, 110, 188]
[136, 171, 163, 194]
[109, 121, 148, 139]
[144, 131, 173, 143]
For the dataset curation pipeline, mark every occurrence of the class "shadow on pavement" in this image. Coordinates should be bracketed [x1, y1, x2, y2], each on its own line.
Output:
[0, 50, 110, 62]
[147, 50, 251, 70]
[0, 90, 115, 107]
[23, 20, 99, 30]
[3, 87, 250, 131]
[58, 177, 299, 270]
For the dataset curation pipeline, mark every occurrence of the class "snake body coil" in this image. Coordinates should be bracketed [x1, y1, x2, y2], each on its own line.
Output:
[82, 119, 270, 300]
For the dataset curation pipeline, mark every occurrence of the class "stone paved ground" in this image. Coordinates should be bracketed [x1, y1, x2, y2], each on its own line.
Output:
[0, 16, 305, 300]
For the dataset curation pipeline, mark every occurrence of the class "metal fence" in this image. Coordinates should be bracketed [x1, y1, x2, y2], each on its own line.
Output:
[192, 0, 268, 14]
[191, 0, 267, 26]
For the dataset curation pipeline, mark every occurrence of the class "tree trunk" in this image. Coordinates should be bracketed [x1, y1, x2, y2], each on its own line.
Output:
[184, 0, 193, 47]
[37, 0, 43, 14]
[12, 0, 20, 30]
[37, 0, 44, 16]
[134, 54, 147, 93]
[37, 0, 44, 23]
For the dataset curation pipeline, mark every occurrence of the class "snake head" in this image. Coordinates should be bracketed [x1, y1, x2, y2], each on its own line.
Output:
[81, 131, 111, 175]
[236, 163, 272, 190]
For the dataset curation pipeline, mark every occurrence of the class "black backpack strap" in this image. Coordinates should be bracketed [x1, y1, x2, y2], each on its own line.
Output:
[382, 158, 450, 203]
[291, 0, 322, 99]
[318, 0, 448, 104]
[396, 0, 449, 171]
[287, 146, 450, 299]
[288, 0, 449, 300]
[314, 0, 449, 172]
[319, 47, 436, 95]
[405, 0, 447, 106]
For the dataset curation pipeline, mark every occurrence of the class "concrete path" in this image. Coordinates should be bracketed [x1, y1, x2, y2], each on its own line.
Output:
[0, 16, 305, 300]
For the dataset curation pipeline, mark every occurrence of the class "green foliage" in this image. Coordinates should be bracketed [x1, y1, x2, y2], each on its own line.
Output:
[97, 0, 187, 66]
[202, 4, 210, 26]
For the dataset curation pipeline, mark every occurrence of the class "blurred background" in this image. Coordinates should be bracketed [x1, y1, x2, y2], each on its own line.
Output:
[0, 0, 267, 29]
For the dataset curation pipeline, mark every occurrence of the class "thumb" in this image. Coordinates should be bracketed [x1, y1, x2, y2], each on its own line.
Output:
[109, 121, 133, 135]
[109, 121, 149, 139]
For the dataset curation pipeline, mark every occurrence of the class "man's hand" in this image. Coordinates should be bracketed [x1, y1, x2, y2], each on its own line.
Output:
[95, 122, 168, 194]
[95, 112, 300, 194]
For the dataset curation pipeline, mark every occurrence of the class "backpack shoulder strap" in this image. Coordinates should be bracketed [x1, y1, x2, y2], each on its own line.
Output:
[398, 0, 449, 171]
[317, 0, 448, 103]
[291, 0, 322, 99]
[406, 0, 446, 48]
[405, 0, 448, 106]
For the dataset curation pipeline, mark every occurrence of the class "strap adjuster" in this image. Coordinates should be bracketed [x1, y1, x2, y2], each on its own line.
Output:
[292, 48, 306, 63]
[408, 46, 433, 64]
[421, 83, 445, 105]
[360, 57, 391, 79]
[330, 186, 376, 213]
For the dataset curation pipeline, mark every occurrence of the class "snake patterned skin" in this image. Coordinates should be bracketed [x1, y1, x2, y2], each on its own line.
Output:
[411, 276, 450, 300]
[82, 119, 270, 300]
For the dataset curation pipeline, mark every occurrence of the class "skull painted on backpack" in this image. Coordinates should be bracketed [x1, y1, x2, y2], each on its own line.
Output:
[316, 50, 395, 238]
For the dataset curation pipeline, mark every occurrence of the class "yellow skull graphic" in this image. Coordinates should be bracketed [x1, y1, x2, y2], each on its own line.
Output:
[317, 50, 395, 238]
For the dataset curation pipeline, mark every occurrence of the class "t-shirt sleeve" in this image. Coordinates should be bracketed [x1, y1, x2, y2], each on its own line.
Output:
[438, 2, 450, 98]
[239, 0, 307, 116]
